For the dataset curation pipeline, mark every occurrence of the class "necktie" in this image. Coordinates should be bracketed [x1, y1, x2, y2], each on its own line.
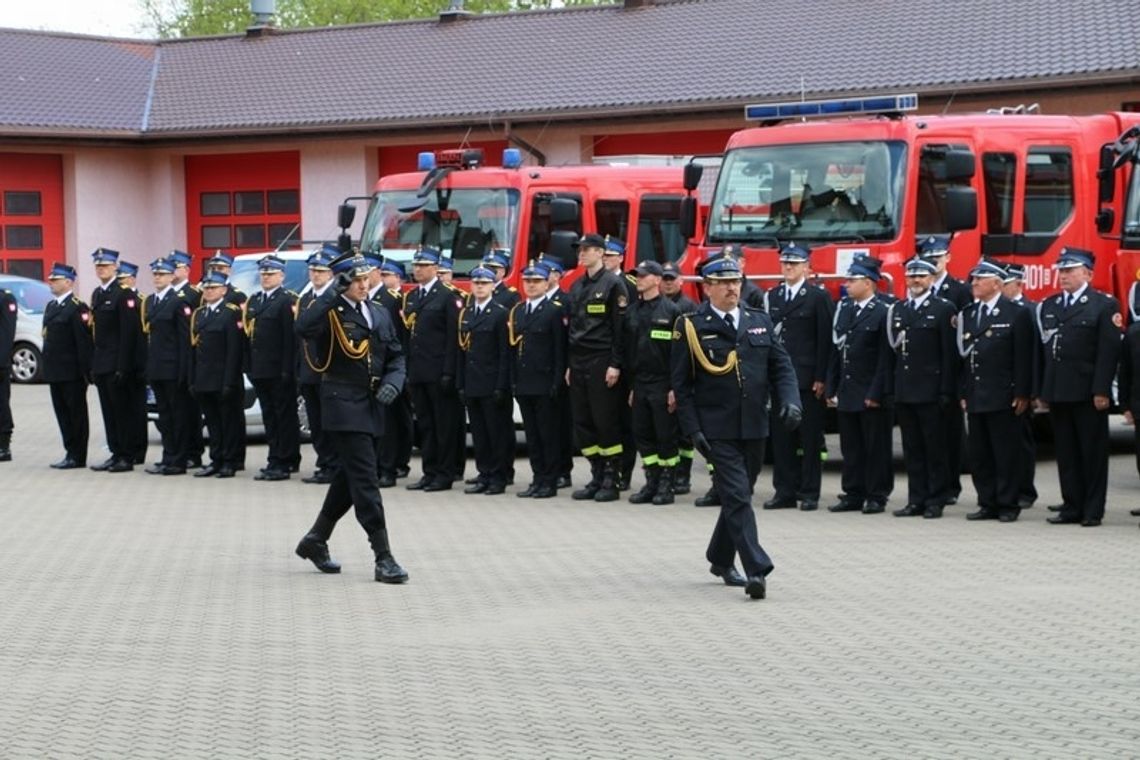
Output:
[724, 312, 735, 331]
[526, 303, 534, 316]
[1064, 294, 1071, 310]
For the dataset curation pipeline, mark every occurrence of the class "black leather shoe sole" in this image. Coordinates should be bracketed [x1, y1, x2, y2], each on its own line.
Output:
[799, 500, 818, 511]
[762, 500, 797, 510]
[709, 565, 746, 587]
[745, 576, 767, 600]
[254, 470, 288, 481]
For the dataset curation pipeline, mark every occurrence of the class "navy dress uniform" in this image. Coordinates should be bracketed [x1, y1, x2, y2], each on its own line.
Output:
[1037, 248, 1121, 526]
[511, 261, 567, 498]
[42, 264, 94, 468]
[294, 253, 409, 584]
[624, 260, 683, 505]
[483, 249, 521, 308]
[371, 259, 414, 486]
[763, 244, 834, 511]
[89, 248, 141, 472]
[114, 261, 150, 465]
[1002, 262, 1040, 508]
[958, 260, 1035, 522]
[298, 247, 339, 484]
[190, 272, 245, 478]
[542, 256, 576, 489]
[0, 286, 16, 461]
[168, 250, 206, 466]
[402, 247, 465, 491]
[826, 256, 894, 513]
[143, 257, 193, 475]
[717, 244, 767, 310]
[886, 257, 959, 518]
[671, 254, 801, 600]
[205, 252, 247, 307]
[567, 233, 628, 502]
[458, 267, 514, 494]
[245, 254, 301, 480]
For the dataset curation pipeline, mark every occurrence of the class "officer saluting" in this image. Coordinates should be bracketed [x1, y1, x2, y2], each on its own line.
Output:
[671, 253, 801, 600]
[43, 264, 93, 469]
[297, 245, 339, 485]
[1038, 247, 1121, 527]
[189, 272, 245, 478]
[294, 253, 408, 583]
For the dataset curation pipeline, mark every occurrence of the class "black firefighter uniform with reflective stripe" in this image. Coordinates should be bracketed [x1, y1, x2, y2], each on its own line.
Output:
[624, 293, 681, 466]
[567, 267, 626, 457]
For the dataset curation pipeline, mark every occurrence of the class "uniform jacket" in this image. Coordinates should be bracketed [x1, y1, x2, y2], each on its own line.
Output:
[491, 282, 520, 309]
[371, 286, 406, 343]
[1036, 287, 1121, 402]
[0, 290, 16, 371]
[509, 298, 566, 397]
[42, 295, 94, 383]
[671, 302, 799, 440]
[764, 281, 833, 389]
[90, 280, 140, 376]
[190, 302, 245, 392]
[244, 287, 297, 380]
[741, 279, 767, 311]
[402, 280, 463, 384]
[886, 294, 958, 404]
[174, 281, 202, 310]
[457, 299, 510, 397]
[1008, 295, 1042, 398]
[568, 267, 626, 368]
[295, 291, 406, 435]
[120, 287, 148, 378]
[143, 289, 192, 382]
[667, 291, 699, 315]
[958, 296, 1034, 413]
[934, 274, 972, 311]
[298, 286, 334, 385]
[826, 296, 892, 412]
[223, 284, 247, 306]
[1117, 322, 1140, 414]
[624, 294, 681, 388]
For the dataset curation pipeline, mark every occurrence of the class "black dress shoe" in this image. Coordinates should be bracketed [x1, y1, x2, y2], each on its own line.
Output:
[1080, 518, 1102, 527]
[216, 467, 236, 479]
[289, 463, 301, 473]
[144, 463, 166, 475]
[762, 496, 797, 510]
[893, 504, 925, 517]
[556, 475, 572, 489]
[745, 575, 767, 600]
[863, 502, 886, 515]
[301, 471, 333, 484]
[800, 499, 818, 511]
[464, 482, 488, 494]
[1130, 508, 1140, 517]
[516, 484, 537, 498]
[0, 448, 10, 462]
[945, 495, 958, 506]
[1017, 498, 1036, 509]
[694, 489, 721, 508]
[185, 458, 203, 470]
[396, 466, 411, 479]
[254, 469, 289, 481]
[375, 556, 409, 584]
[406, 478, 428, 491]
[296, 533, 341, 574]
[377, 475, 396, 488]
[194, 465, 220, 478]
[966, 508, 998, 521]
[923, 505, 943, 519]
[1047, 504, 1064, 512]
[997, 509, 1019, 523]
[483, 484, 506, 495]
[1047, 515, 1080, 525]
[107, 459, 133, 473]
[89, 457, 115, 472]
[464, 475, 481, 485]
[709, 564, 746, 587]
[50, 458, 83, 470]
[531, 485, 557, 499]
[423, 480, 452, 492]
[828, 500, 863, 513]
[161, 465, 186, 476]
[132, 455, 146, 465]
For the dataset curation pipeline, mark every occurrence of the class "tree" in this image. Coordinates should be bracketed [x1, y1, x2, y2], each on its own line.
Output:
[138, 0, 610, 38]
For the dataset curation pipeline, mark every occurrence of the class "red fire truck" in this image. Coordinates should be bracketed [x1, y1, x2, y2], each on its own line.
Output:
[678, 94, 1140, 306]
[338, 148, 699, 290]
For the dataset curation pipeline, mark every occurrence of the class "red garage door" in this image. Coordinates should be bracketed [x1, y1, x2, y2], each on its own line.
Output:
[378, 140, 509, 178]
[590, 129, 736, 158]
[0, 153, 64, 281]
[185, 151, 301, 273]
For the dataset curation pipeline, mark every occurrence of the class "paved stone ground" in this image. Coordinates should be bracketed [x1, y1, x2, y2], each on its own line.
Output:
[1, 383, 1139, 758]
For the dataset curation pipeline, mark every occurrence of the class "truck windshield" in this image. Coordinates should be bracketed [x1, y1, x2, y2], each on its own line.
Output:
[359, 188, 521, 275]
[1125, 163, 1140, 242]
[707, 141, 906, 244]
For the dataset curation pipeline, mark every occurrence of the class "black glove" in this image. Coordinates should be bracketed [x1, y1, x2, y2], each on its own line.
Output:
[334, 272, 353, 294]
[692, 431, 713, 459]
[779, 404, 802, 432]
[440, 375, 454, 394]
[493, 389, 509, 406]
[375, 383, 399, 405]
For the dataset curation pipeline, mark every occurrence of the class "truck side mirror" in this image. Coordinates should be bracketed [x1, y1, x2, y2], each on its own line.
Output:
[549, 197, 580, 227]
[943, 150, 976, 181]
[1098, 145, 1116, 204]
[683, 163, 704, 192]
[547, 230, 578, 268]
[337, 203, 356, 230]
[944, 186, 977, 231]
[680, 197, 697, 240]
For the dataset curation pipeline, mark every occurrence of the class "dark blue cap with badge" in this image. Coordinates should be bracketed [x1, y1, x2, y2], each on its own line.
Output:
[846, 254, 882, 282]
[91, 248, 120, 264]
[1003, 262, 1025, 282]
[702, 254, 743, 280]
[412, 247, 441, 265]
[483, 249, 511, 269]
[201, 271, 228, 288]
[904, 257, 937, 276]
[48, 263, 78, 280]
[257, 254, 286, 272]
[469, 266, 496, 282]
[537, 254, 564, 274]
[522, 260, 551, 279]
[779, 243, 811, 263]
[150, 257, 175, 274]
[116, 260, 139, 278]
[918, 235, 951, 258]
[1054, 246, 1094, 270]
[969, 258, 1007, 279]
[380, 260, 406, 279]
[330, 252, 375, 278]
[307, 249, 334, 270]
[438, 257, 454, 272]
[168, 250, 192, 267]
[207, 250, 234, 268]
[572, 233, 606, 249]
[603, 236, 625, 256]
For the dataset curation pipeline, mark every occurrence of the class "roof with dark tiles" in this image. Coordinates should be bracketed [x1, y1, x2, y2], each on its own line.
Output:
[2, 0, 1139, 139]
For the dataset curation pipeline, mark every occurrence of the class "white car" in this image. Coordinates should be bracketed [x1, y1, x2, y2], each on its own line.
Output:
[1, 273, 52, 383]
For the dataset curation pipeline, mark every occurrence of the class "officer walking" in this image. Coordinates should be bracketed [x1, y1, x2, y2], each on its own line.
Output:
[143, 257, 193, 475]
[294, 253, 408, 583]
[567, 233, 628, 502]
[190, 272, 245, 478]
[671, 253, 801, 600]
[1037, 247, 1121, 527]
[958, 259, 1034, 522]
[763, 243, 833, 511]
[0, 284, 17, 462]
[89, 248, 139, 472]
[511, 261, 566, 499]
[372, 259, 413, 487]
[297, 246, 338, 484]
[43, 264, 93, 469]
[1001, 262, 1040, 509]
[827, 256, 893, 514]
[624, 260, 682, 505]
[114, 261, 149, 466]
[245, 254, 300, 481]
[887, 257, 958, 519]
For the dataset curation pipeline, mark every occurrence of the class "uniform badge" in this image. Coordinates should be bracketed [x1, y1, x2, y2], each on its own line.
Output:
[183, 305, 192, 316]
[1080, 295, 1088, 304]
[6, 303, 14, 312]
[81, 311, 90, 322]
[991, 308, 999, 316]
[126, 298, 136, 309]
[617, 295, 627, 309]
[747, 326, 767, 335]
[950, 315, 958, 328]
[985, 329, 992, 337]
[1113, 312, 1124, 328]
[455, 298, 464, 309]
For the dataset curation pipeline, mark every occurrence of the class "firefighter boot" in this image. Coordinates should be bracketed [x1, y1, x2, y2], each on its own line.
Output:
[572, 457, 603, 500]
[628, 465, 660, 504]
[295, 532, 341, 574]
[0, 433, 11, 462]
[673, 453, 692, 495]
[594, 457, 620, 502]
[368, 528, 409, 584]
[652, 466, 676, 505]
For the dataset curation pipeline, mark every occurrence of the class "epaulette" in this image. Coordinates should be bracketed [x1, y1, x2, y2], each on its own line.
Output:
[507, 285, 518, 293]
[176, 290, 185, 298]
[71, 296, 85, 307]
[286, 289, 299, 298]
[388, 288, 400, 297]
[224, 303, 241, 312]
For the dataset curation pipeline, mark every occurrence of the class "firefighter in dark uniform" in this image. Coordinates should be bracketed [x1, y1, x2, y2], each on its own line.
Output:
[0, 285, 15, 462]
[762, 243, 834, 511]
[458, 266, 513, 494]
[886, 257, 958, 518]
[114, 261, 150, 465]
[511, 260, 566, 499]
[720, 244, 767, 310]
[169, 249, 205, 467]
[660, 260, 698, 495]
[88, 248, 138, 472]
[403, 247, 464, 491]
[244, 254, 300, 481]
[1001, 262, 1040, 508]
[143, 257, 193, 475]
[624, 260, 683, 505]
[671, 253, 801, 600]
[371, 259, 413, 486]
[1117, 304, 1140, 524]
[542, 255, 575, 490]
[43, 264, 93, 469]
[827, 255, 894, 513]
[958, 259, 1035, 522]
[568, 233, 628, 502]
[483, 249, 520, 308]
[294, 253, 409, 584]
[1038, 247, 1121, 527]
[600, 236, 638, 490]
[189, 272, 245, 478]
[297, 246, 338, 484]
[206, 251, 247, 306]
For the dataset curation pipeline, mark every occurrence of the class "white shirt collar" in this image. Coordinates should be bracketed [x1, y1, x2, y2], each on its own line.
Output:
[981, 293, 1002, 311]
[420, 277, 438, 293]
[709, 304, 741, 324]
[784, 277, 805, 299]
[261, 285, 280, 298]
[155, 285, 173, 300]
[56, 290, 74, 304]
[313, 282, 332, 297]
[909, 289, 932, 308]
[1065, 283, 1089, 303]
[368, 284, 383, 299]
[854, 295, 874, 309]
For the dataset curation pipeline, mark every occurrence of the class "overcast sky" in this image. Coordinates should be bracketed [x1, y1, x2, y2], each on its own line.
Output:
[0, 0, 152, 37]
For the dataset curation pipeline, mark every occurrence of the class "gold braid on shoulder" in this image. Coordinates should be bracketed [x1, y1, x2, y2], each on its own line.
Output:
[506, 302, 523, 348]
[329, 309, 370, 361]
[140, 296, 150, 335]
[189, 307, 201, 348]
[401, 291, 416, 332]
[457, 307, 471, 352]
[682, 315, 739, 376]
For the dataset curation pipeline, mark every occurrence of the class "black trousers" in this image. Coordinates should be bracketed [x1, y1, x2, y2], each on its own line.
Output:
[1050, 401, 1108, 522]
[151, 379, 187, 467]
[379, 391, 413, 477]
[631, 385, 679, 465]
[943, 405, 966, 497]
[252, 377, 300, 472]
[557, 385, 574, 477]
[836, 407, 893, 505]
[896, 401, 949, 508]
[770, 390, 825, 501]
[49, 380, 88, 463]
[300, 382, 335, 472]
[1019, 412, 1038, 504]
[410, 381, 461, 484]
[466, 393, 512, 486]
[968, 408, 1022, 510]
[123, 375, 149, 462]
[94, 373, 127, 460]
[312, 430, 387, 539]
[705, 438, 774, 579]
[198, 389, 244, 468]
[569, 353, 624, 457]
[183, 391, 205, 462]
[518, 394, 560, 488]
[0, 374, 11, 444]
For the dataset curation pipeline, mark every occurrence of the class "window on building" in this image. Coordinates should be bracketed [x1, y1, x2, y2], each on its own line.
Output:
[982, 153, 1016, 235]
[1023, 148, 1073, 233]
[200, 193, 230, 216]
[269, 223, 300, 248]
[636, 195, 687, 263]
[202, 226, 231, 249]
[5, 259, 44, 280]
[5, 225, 43, 249]
[4, 191, 41, 216]
[234, 191, 264, 215]
[267, 190, 299, 215]
[235, 224, 266, 249]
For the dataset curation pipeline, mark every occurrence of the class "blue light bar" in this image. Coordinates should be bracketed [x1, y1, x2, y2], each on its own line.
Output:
[502, 148, 523, 169]
[744, 93, 919, 121]
[417, 151, 436, 171]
